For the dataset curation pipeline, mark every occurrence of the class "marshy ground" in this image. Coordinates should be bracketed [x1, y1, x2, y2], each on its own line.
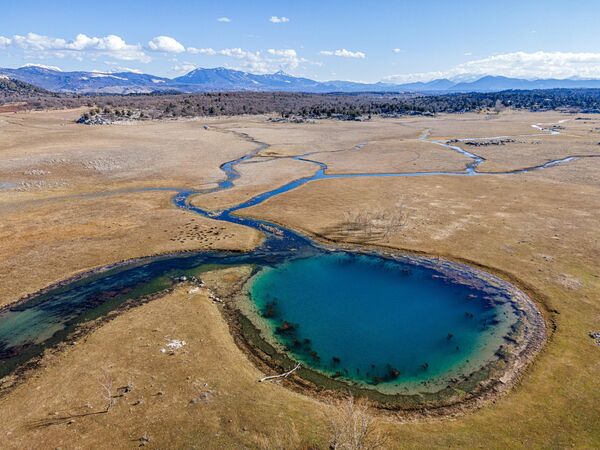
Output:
[0, 109, 599, 448]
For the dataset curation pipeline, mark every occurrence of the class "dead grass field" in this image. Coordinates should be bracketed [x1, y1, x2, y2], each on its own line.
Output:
[466, 133, 600, 173]
[311, 139, 470, 174]
[1, 109, 599, 448]
[227, 119, 420, 156]
[0, 191, 261, 308]
[0, 109, 258, 197]
[402, 110, 565, 140]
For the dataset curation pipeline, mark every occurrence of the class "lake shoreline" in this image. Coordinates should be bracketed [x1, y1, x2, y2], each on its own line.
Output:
[0, 239, 547, 420]
[212, 241, 547, 418]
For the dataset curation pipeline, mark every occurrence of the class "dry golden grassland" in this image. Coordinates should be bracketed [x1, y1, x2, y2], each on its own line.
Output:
[0, 109, 599, 448]
[0, 191, 260, 308]
[0, 109, 257, 197]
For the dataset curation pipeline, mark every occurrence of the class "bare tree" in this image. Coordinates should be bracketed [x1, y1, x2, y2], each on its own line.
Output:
[99, 368, 116, 412]
[329, 396, 386, 450]
[494, 99, 505, 114]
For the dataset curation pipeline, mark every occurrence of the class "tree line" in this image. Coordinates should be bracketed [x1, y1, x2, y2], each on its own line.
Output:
[4, 84, 600, 118]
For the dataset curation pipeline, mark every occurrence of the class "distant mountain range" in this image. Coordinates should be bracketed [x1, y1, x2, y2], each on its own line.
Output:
[3, 65, 600, 95]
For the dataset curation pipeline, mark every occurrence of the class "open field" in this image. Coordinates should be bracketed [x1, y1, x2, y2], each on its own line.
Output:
[0, 191, 260, 309]
[0, 109, 599, 448]
[311, 139, 470, 174]
[0, 109, 258, 197]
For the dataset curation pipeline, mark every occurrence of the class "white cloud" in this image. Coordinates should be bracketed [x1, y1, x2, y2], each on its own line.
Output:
[188, 47, 217, 55]
[173, 62, 197, 74]
[12, 33, 66, 50]
[458, 51, 600, 79]
[148, 36, 185, 53]
[65, 34, 112, 51]
[319, 49, 366, 59]
[219, 48, 261, 59]
[3, 32, 150, 62]
[189, 47, 306, 73]
[384, 51, 600, 83]
[392, 48, 404, 54]
[217, 48, 267, 72]
[267, 49, 297, 57]
[267, 48, 301, 69]
[269, 16, 290, 23]
[217, 17, 231, 23]
[0, 36, 12, 48]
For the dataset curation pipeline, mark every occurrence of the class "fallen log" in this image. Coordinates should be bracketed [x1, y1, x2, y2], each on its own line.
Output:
[259, 363, 301, 382]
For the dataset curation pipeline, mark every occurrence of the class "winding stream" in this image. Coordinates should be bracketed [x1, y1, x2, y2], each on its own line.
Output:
[0, 119, 573, 404]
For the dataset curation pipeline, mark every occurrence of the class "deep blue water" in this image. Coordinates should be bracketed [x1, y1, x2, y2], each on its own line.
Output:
[250, 252, 516, 391]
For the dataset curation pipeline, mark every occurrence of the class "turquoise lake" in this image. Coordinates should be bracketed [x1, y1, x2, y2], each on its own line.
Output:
[249, 252, 518, 393]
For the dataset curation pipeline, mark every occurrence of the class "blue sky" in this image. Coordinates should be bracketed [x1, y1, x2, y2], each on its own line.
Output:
[2, 0, 600, 82]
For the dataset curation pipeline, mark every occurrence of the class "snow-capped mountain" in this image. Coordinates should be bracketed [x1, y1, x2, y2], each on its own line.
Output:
[4, 65, 600, 94]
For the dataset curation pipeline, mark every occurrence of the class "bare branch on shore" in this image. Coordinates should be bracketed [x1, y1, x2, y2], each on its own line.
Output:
[258, 363, 301, 382]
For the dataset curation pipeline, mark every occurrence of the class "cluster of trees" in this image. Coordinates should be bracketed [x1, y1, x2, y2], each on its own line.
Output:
[0, 77, 52, 101]
[420, 89, 600, 112]
[5, 82, 600, 118]
[74, 92, 424, 120]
